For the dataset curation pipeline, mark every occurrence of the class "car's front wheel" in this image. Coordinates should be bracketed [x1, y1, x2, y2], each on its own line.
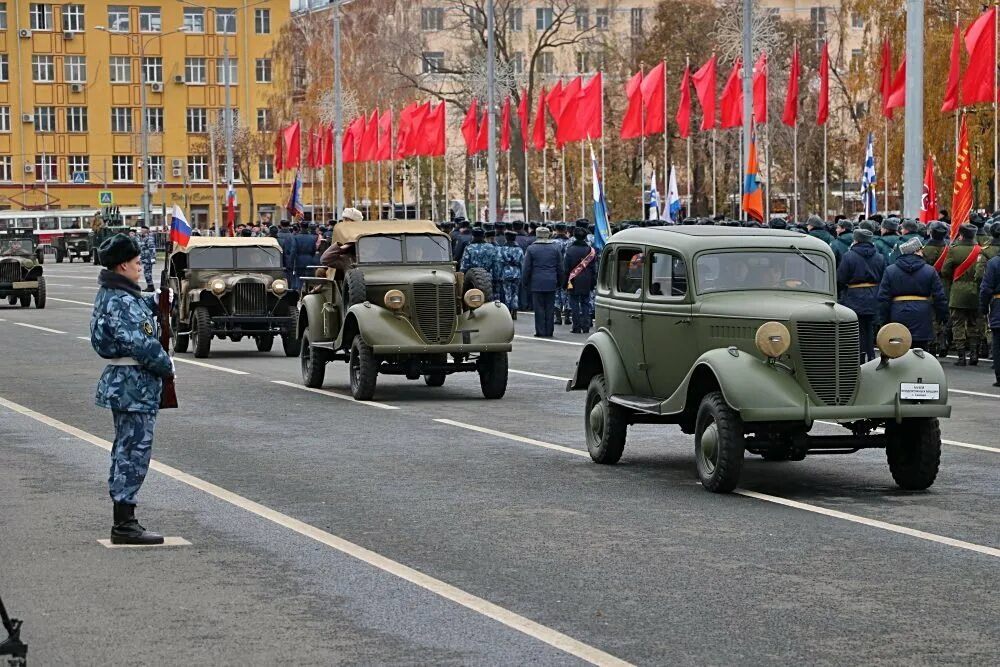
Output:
[34, 276, 46, 309]
[477, 352, 507, 399]
[694, 391, 745, 493]
[300, 329, 327, 389]
[282, 330, 301, 357]
[349, 334, 378, 400]
[191, 307, 212, 358]
[255, 334, 274, 352]
[585, 374, 627, 464]
[886, 418, 941, 490]
[18, 294, 30, 308]
[171, 310, 189, 354]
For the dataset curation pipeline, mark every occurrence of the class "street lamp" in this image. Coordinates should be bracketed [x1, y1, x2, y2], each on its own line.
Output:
[95, 25, 188, 229]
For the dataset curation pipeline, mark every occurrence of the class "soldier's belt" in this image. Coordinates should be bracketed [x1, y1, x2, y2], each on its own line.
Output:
[848, 282, 878, 288]
[103, 358, 139, 366]
[892, 295, 931, 302]
[994, 293, 1000, 299]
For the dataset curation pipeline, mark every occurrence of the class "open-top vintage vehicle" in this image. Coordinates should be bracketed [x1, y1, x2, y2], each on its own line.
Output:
[0, 230, 46, 309]
[567, 226, 951, 493]
[297, 220, 514, 400]
[167, 237, 300, 358]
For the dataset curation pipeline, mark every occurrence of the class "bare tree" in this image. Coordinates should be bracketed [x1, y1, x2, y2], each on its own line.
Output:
[193, 117, 272, 223]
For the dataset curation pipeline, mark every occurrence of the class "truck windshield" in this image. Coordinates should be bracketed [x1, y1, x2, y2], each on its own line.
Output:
[357, 236, 403, 263]
[695, 250, 832, 294]
[0, 238, 35, 256]
[236, 246, 281, 269]
[188, 247, 235, 269]
[406, 235, 451, 262]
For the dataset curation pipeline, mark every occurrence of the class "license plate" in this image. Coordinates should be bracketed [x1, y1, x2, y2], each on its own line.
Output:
[900, 383, 940, 400]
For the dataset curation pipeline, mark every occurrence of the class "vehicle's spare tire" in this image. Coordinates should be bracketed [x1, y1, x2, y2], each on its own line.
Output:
[463, 267, 493, 302]
[345, 269, 367, 307]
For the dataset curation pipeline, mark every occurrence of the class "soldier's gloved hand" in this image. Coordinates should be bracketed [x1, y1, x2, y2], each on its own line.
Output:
[153, 288, 175, 306]
[170, 357, 177, 377]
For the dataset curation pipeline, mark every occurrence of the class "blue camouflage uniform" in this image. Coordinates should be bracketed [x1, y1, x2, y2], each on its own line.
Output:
[553, 234, 572, 318]
[91, 270, 173, 505]
[138, 231, 157, 288]
[460, 241, 502, 292]
[498, 243, 524, 311]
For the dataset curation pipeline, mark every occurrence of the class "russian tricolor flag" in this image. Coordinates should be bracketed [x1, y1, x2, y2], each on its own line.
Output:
[170, 205, 192, 248]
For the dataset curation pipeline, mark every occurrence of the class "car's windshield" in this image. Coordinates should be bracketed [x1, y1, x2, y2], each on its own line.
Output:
[236, 246, 281, 269]
[188, 247, 235, 269]
[357, 235, 404, 263]
[695, 250, 832, 294]
[406, 235, 451, 262]
[0, 237, 35, 256]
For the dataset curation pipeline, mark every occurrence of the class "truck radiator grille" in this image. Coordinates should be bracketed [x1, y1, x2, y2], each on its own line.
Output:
[0, 261, 20, 283]
[412, 282, 455, 344]
[233, 282, 267, 316]
[796, 321, 860, 406]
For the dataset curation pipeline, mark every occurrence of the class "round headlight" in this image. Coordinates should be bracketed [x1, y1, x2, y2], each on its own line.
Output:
[876, 323, 912, 359]
[755, 321, 791, 359]
[384, 289, 405, 310]
[211, 279, 226, 295]
[463, 288, 485, 309]
[272, 279, 287, 295]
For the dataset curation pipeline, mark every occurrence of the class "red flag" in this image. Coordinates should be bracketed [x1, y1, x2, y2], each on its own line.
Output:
[532, 86, 547, 151]
[546, 81, 565, 122]
[962, 7, 996, 106]
[274, 128, 284, 172]
[719, 58, 742, 129]
[500, 98, 511, 151]
[816, 43, 829, 125]
[405, 102, 432, 157]
[950, 115, 972, 238]
[323, 124, 333, 166]
[305, 128, 316, 168]
[579, 73, 603, 139]
[555, 77, 582, 147]
[393, 103, 415, 159]
[752, 52, 767, 124]
[359, 110, 379, 162]
[376, 110, 392, 161]
[692, 54, 717, 131]
[782, 46, 799, 127]
[341, 117, 358, 164]
[282, 122, 301, 169]
[462, 99, 479, 155]
[942, 23, 962, 113]
[418, 102, 446, 157]
[640, 63, 665, 135]
[919, 157, 937, 224]
[880, 41, 894, 118]
[885, 56, 906, 112]
[475, 105, 489, 153]
[517, 90, 529, 147]
[621, 70, 644, 139]
[676, 65, 692, 138]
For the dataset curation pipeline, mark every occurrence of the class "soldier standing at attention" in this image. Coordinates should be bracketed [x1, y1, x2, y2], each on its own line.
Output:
[829, 220, 854, 266]
[921, 221, 951, 356]
[137, 225, 157, 292]
[888, 219, 922, 264]
[877, 238, 949, 354]
[563, 225, 598, 334]
[460, 227, 501, 291]
[91, 234, 174, 545]
[975, 221, 1000, 360]
[979, 248, 1000, 386]
[874, 217, 901, 263]
[837, 228, 885, 362]
[941, 223, 984, 366]
[522, 226, 564, 337]
[499, 230, 523, 320]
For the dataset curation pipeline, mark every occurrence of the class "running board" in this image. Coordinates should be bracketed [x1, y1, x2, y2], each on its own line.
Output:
[609, 395, 663, 414]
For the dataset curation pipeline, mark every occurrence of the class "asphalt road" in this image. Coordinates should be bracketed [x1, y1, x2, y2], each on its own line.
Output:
[1, 261, 998, 666]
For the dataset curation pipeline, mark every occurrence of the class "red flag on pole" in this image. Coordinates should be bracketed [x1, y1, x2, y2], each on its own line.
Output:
[322, 124, 333, 166]
[462, 99, 479, 156]
[919, 156, 937, 224]
[640, 63, 665, 135]
[950, 115, 972, 238]
[880, 40, 894, 118]
[692, 54, 718, 131]
[817, 43, 829, 125]
[359, 110, 379, 162]
[885, 56, 906, 112]
[376, 110, 392, 161]
[282, 122, 301, 169]
[517, 90, 529, 147]
[405, 101, 432, 157]
[752, 52, 767, 124]
[942, 23, 962, 112]
[474, 104, 489, 153]
[621, 70, 644, 139]
[546, 81, 565, 122]
[274, 128, 284, 172]
[676, 65, 692, 138]
[579, 73, 603, 139]
[417, 102, 445, 157]
[782, 46, 799, 127]
[532, 86, 547, 151]
[719, 58, 743, 129]
[393, 103, 415, 159]
[555, 77, 582, 147]
[500, 97, 511, 151]
[341, 117, 357, 164]
[305, 128, 316, 168]
[961, 7, 996, 106]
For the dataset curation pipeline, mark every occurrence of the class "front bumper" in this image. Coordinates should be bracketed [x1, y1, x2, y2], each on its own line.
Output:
[372, 342, 513, 354]
[741, 402, 951, 423]
[0, 281, 39, 295]
[209, 314, 296, 335]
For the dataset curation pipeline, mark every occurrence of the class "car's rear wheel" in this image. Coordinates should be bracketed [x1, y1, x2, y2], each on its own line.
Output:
[171, 310, 188, 354]
[345, 269, 367, 307]
[477, 352, 507, 399]
[18, 294, 30, 308]
[255, 335, 274, 352]
[463, 267, 494, 302]
[886, 418, 941, 490]
[694, 391, 745, 493]
[300, 329, 326, 388]
[423, 373, 446, 387]
[349, 334, 378, 400]
[34, 277, 46, 309]
[191, 307, 212, 358]
[585, 374, 627, 464]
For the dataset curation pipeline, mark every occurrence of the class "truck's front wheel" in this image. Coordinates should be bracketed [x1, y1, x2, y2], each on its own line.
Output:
[585, 374, 627, 464]
[477, 352, 508, 399]
[886, 418, 941, 490]
[192, 307, 212, 358]
[694, 391, 745, 493]
[349, 334, 378, 400]
[300, 330, 327, 389]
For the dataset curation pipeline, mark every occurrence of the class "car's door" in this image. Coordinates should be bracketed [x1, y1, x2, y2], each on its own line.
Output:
[641, 249, 694, 399]
[602, 245, 652, 396]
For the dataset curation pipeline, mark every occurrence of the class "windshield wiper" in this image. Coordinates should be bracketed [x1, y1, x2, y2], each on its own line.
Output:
[791, 245, 826, 273]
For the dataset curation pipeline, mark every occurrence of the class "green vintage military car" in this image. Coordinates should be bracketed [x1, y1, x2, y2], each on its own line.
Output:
[298, 220, 513, 400]
[568, 226, 951, 493]
[167, 237, 300, 358]
[53, 230, 93, 263]
[0, 230, 46, 308]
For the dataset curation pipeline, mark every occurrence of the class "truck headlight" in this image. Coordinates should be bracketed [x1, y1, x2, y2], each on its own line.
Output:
[755, 321, 791, 359]
[384, 289, 405, 310]
[211, 279, 226, 295]
[877, 323, 911, 359]
[463, 288, 485, 309]
[271, 279, 288, 295]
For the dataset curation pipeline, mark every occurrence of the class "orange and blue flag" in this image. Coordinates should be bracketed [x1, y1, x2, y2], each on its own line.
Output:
[741, 132, 764, 223]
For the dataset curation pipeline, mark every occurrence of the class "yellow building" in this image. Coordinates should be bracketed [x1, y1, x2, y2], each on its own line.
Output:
[0, 0, 288, 228]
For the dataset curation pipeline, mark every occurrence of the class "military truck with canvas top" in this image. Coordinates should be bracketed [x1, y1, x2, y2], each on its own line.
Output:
[167, 237, 300, 358]
[567, 226, 951, 493]
[297, 220, 514, 400]
[0, 230, 46, 308]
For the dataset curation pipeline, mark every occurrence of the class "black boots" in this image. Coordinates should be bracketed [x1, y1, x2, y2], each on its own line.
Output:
[954, 352, 967, 367]
[111, 502, 164, 545]
[969, 350, 979, 366]
[511, 310, 517, 321]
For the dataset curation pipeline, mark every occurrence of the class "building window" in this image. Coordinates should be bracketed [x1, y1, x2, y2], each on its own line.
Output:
[855, 101, 867, 118]
[0, 156, 13, 182]
[34, 106, 55, 132]
[421, 7, 444, 31]
[146, 156, 164, 182]
[576, 7, 590, 31]
[216, 59, 238, 85]
[139, 7, 161, 33]
[183, 7, 204, 33]
[851, 49, 863, 72]
[255, 58, 272, 83]
[109, 56, 131, 83]
[185, 57, 206, 84]
[510, 52, 524, 75]
[68, 155, 89, 181]
[508, 8, 522, 32]
[256, 108, 271, 131]
[66, 106, 88, 132]
[0, 55, 7, 82]
[0, 4, 7, 31]
[216, 108, 239, 129]
[630, 8, 644, 36]
[536, 7, 553, 30]
[31, 55, 54, 82]
[142, 57, 163, 84]
[35, 155, 57, 182]
[575, 52, 590, 73]
[851, 12, 864, 29]
[29, 3, 53, 31]
[187, 155, 208, 181]
[421, 52, 444, 74]
[62, 4, 84, 32]
[254, 8, 270, 34]
[0, 107, 9, 132]
[596, 8, 609, 31]
[216, 161, 241, 182]
[145, 107, 164, 133]
[111, 107, 133, 133]
[64, 55, 86, 83]
[186, 108, 207, 134]
[107, 5, 129, 32]
[215, 8, 236, 34]
[112, 156, 133, 182]
[259, 156, 274, 181]
[535, 52, 554, 75]
[811, 7, 827, 39]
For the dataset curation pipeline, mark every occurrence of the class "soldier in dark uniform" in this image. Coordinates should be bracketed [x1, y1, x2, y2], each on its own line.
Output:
[972, 212, 990, 247]
[837, 228, 885, 361]
[498, 230, 523, 319]
[91, 234, 174, 545]
[979, 249, 1000, 385]
[563, 226, 597, 333]
[874, 217, 901, 262]
[941, 223, 983, 366]
[460, 227, 501, 292]
[829, 220, 853, 265]
[806, 215, 834, 245]
[453, 219, 474, 263]
[888, 219, 922, 265]
[877, 238, 949, 353]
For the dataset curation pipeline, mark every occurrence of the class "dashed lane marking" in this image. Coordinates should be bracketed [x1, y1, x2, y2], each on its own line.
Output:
[49, 297, 94, 306]
[510, 369, 573, 382]
[0, 395, 631, 667]
[271, 380, 399, 410]
[513, 334, 584, 346]
[173, 357, 250, 375]
[13, 322, 66, 334]
[46, 283, 97, 289]
[76, 336, 90, 341]
[436, 419, 588, 457]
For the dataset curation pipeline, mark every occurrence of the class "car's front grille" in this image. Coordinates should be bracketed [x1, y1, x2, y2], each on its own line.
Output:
[0, 260, 20, 283]
[797, 321, 860, 406]
[232, 282, 267, 316]
[412, 282, 455, 344]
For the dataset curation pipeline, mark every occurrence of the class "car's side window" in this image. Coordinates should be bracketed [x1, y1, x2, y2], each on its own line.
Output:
[597, 245, 614, 292]
[613, 247, 644, 297]
[648, 252, 688, 300]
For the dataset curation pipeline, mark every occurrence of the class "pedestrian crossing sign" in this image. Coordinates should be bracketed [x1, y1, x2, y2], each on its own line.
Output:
[98, 191, 114, 205]
[72, 171, 86, 184]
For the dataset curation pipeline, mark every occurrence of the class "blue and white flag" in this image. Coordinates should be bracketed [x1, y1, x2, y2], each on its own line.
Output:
[663, 166, 682, 223]
[590, 146, 611, 251]
[648, 170, 660, 221]
[861, 132, 877, 217]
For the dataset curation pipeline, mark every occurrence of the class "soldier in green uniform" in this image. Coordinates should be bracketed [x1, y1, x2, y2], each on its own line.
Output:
[888, 219, 922, 265]
[922, 221, 951, 356]
[975, 222, 1000, 359]
[972, 212, 991, 247]
[941, 223, 983, 366]
[874, 217, 901, 262]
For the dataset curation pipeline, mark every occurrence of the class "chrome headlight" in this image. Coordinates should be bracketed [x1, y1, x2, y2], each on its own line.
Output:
[271, 279, 288, 295]
[463, 288, 485, 309]
[211, 279, 226, 295]
[877, 323, 912, 359]
[384, 289, 405, 310]
[755, 321, 791, 359]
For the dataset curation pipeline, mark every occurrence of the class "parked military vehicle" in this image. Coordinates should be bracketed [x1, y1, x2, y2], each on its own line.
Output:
[567, 226, 951, 493]
[0, 230, 46, 308]
[297, 220, 514, 400]
[167, 237, 299, 358]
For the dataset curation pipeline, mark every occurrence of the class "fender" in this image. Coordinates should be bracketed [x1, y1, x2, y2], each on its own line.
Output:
[186, 290, 223, 319]
[567, 330, 632, 395]
[299, 292, 329, 343]
[345, 301, 515, 348]
[855, 351, 949, 407]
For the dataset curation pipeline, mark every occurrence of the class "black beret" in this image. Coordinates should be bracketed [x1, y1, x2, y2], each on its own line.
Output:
[98, 233, 140, 268]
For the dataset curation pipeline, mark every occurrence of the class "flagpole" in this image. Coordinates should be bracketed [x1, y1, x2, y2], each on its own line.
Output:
[561, 146, 567, 220]
[601, 83, 606, 195]
[955, 11, 961, 175]
[475, 156, 481, 221]
[739, 129, 745, 221]
[431, 157, 437, 221]
[416, 157, 422, 220]
[712, 129, 717, 216]
[523, 122, 529, 221]
[581, 142, 586, 218]
[365, 163, 370, 220]
[995, 1, 998, 209]
[444, 153, 450, 221]
[793, 121, 799, 222]
[663, 58, 668, 219]
[687, 135, 692, 216]
[542, 148, 548, 221]
[823, 123, 829, 218]
[506, 150, 512, 220]
[353, 163, 358, 209]
[883, 118, 888, 212]
[321, 167, 326, 224]
[764, 113, 771, 223]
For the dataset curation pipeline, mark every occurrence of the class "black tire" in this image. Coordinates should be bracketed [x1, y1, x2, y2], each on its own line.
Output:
[694, 391, 745, 493]
[34, 276, 46, 309]
[7, 296, 16, 305]
[282, 331, 301, 357]
[423, 373, 446, 387]
[18, 294, 30, 308]
[477, 351, 508, 399]
[345, 269, 367, 307]
[172, 310, 189, 354]
[56, 252, 64, 263]
[300, 329, 327, 388]
[886, 418, 941, 490]
[463, 267, 494, 302]
[191, 307, 212, 358]
[584, 374, 627, 464]
[255, 335, 274, 352]
[349, 334, 378, 400]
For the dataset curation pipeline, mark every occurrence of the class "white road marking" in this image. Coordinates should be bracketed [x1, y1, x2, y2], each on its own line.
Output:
[98, 537, 191, 548]
[76, 336, 90, 341]
[173, 357, 250, 375]
[13, 322, 66, 334]
[514, 334, 584, 346]
[816, 420, 1000, 454]
[46, 283, 97, 289]
[272, 380, 399, 410]
[510, 369, 572, 382]
[436, 419, 589, 458]
[49, 297, 94, 306]
[0, 396, 630, 667]
[950, 388, 1000, 399]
